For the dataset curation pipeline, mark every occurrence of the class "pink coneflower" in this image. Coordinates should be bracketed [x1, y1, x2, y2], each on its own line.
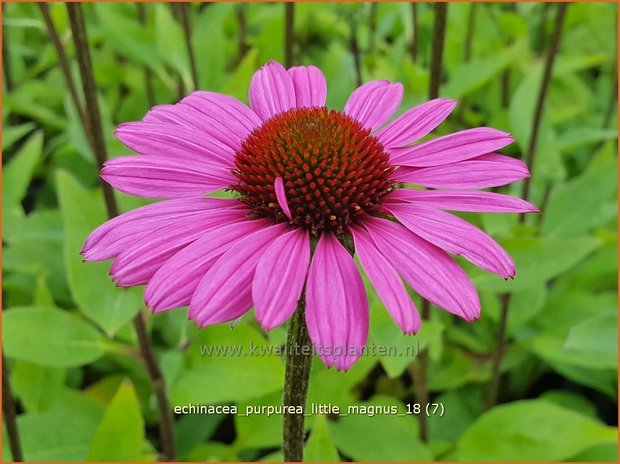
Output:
[82, 61, 537, 370]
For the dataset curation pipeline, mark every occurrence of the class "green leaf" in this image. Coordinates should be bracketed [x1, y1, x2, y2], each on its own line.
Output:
[3, 306, 108, 367]
[442, 40, 525, 99]
[564, 312, 618, 368]
[457, 400, 617, 461]
[1, 122, 35, 150]
[471, 237, 601, 292]
[541, 148, 617, 237]
[11, 361, 66, 414]
[88, 380, 145, 461]
[304, 414, 340, 462]
[2, 131, 43, 235]
[13, 389, 104, 461]
[172, 323, 284, 405]
[328, 396, 432, 462]
[56, 170, 143, 336]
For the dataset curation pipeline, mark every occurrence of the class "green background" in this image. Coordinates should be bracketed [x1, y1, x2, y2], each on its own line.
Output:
[2, 1, 618, 462]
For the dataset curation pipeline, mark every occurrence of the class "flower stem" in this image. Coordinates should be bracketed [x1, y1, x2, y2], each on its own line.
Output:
[410, 299, 430, 442]
[282, 298, 313, 462]
[38, 3, 92, 147]
[409, 3, 418, 62]
[519, 3, 568, 220]
[488, 4, 568, 408]
[368, 2, 378, 54]
[464, 3, 476, 62]
[235, 4, 250, 66]
[136, 3, 156, 107]
[2, 354, 23, 462]
[349, 17, 362, 87]
[284, 2, 295, 67]
[484, 293, 511, 409]
[2, 3, 14, 93]
[428, 2, 448, 99]
[409, 5, 449, 442]
[177, 2, 199, 90]
[66, 4, 176, 460]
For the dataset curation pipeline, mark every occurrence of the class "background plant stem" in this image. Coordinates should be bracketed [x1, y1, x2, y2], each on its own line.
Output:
[282, 299, 313, 462]
[177, 2, 199, 90]
[409, 3, 418, 62]
[428, 2, 447, 99]
[66, 3, 176, 460]
[2, 354, 23, 462]
[519, 2, 568, 219]
[136, 3, 156, 107]
[410, 3, 449, 443]
[284, 2, 295, 67]
[486, 3, 569, 409]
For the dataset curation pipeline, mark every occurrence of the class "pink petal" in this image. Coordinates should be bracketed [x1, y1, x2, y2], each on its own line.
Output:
[288, 65, 327, 108]
[82, 198, 245, 261]
[386, 203, 515, 278]
[375, 98, 457, 148]
[253, 228, 311, 330]
[189, 223, 289, 327]
[390, 127, 514, 166]
[101, 155, 235, 198]
[110, 209, 248, 286]
[115, 122, 235, 167]
[143, 91, 261, 151]
[363, 217, 480, 321]
[344, 80, 404, 131]
[305, 234, 369, 371]
[393, 153, 530, 189]
[249, 61, 296, 121]
[350, 226, 420, 334]
[386, 189, 540, 213]
[274, 176, 292, 219]
[145, 218, 270, 312]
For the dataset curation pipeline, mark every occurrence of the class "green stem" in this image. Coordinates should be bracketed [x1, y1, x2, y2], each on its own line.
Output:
[284, 2, 295, 67]
[519, 3, 568, 220]
[428, 3, 448, 99]
[136, 3, 156, 107]
[282, 298, 313, 462]
[410, 3, 418, 62]
[484, 293, 511, 409]
[2, 354, 23, 462]
[66, 4, 176, 460]
[410, 300, 430, 443]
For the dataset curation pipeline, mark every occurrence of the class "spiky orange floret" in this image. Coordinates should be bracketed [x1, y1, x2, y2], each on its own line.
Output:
[232, 107, 395, 235]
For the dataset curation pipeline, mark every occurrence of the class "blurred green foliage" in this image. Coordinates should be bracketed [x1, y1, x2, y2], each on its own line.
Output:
[2, 2, 618, 462]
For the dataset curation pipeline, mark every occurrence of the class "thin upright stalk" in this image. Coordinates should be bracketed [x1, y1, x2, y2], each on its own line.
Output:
[178, 2, 198, 90]
[2, 3, 13, 93]
[464, 3, 476, 62]
[458, 3, 477, 122]
[350, 18, 362, 87]
[410, 3, 419, 62]
[484, 293, 511, 408]
[136, 3, 155, 107]
[368, 2, 378, 54]
[410, 300, 430, 442]
[519, 3, 568, 219]
[284, 2, 295, 67]
[536, 3, 550, 53]
[2, 354, 23, 462]
[428, 3, 448, 99]
[66, 4, 176, 460]
[235, 3, 250, 65]
[282, 299, 313, 462]
[486, 3, 569, 409]
[410, 5, 449, 442]
[38, 3, 91, 145]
